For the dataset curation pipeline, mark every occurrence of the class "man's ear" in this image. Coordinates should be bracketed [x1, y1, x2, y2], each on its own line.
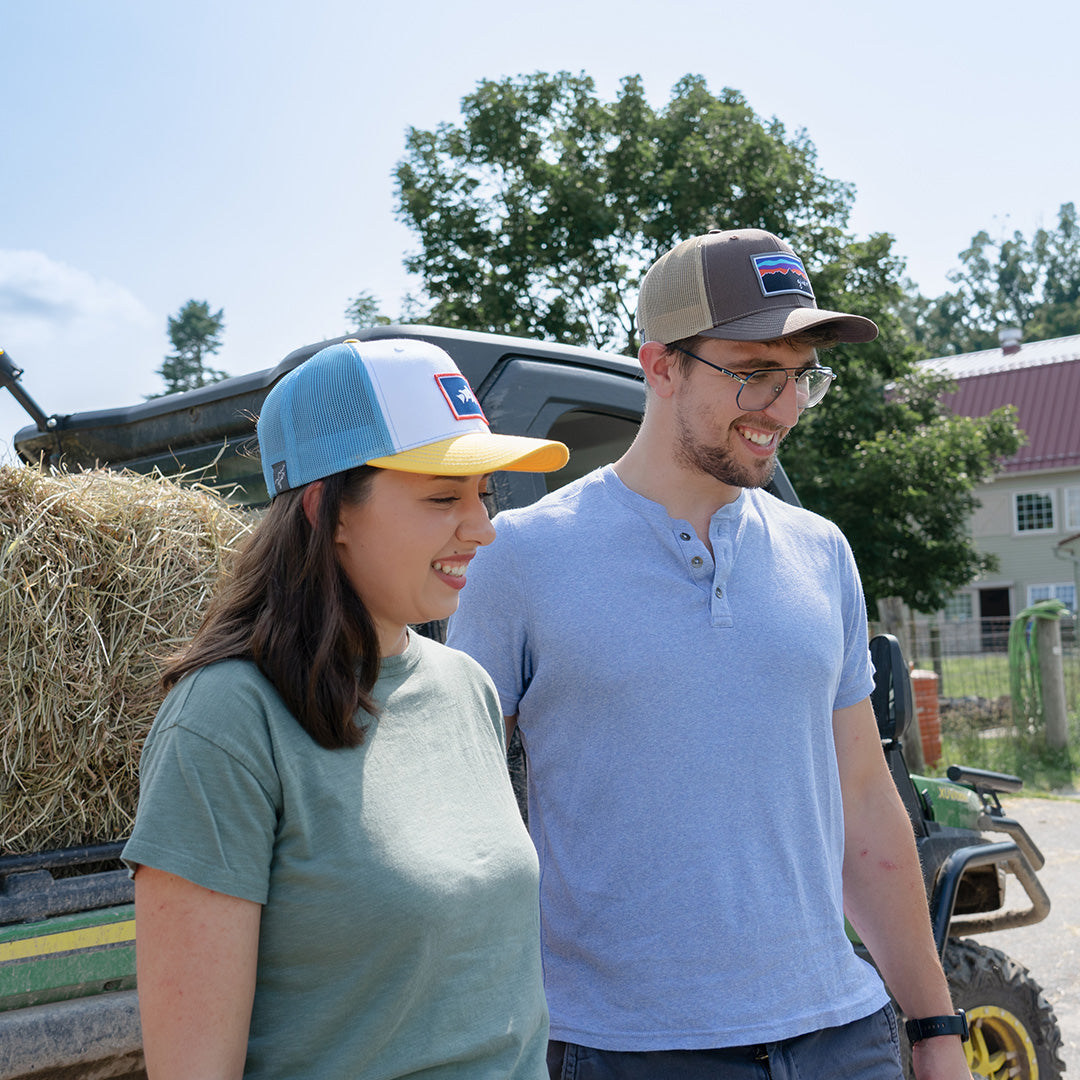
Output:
[638, 341, 680, 399]
[301, 480, 324, 529]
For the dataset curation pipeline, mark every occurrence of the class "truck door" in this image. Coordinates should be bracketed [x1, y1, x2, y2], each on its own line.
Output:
[476, 357, 645, 514]
[475, 355, 801, 513]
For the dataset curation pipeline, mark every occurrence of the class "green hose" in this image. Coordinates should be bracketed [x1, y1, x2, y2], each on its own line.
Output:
[1008, 599, 1068, 729]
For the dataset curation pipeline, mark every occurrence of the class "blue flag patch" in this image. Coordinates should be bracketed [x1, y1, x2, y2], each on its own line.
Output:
[435, 373, 487, 422]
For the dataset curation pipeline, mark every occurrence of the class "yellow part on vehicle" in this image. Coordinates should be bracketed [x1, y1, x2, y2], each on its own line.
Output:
[0, 918, 135, 963]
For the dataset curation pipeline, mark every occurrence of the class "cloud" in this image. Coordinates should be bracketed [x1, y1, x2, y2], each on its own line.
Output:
[0, 251, 163, 462]
[0, 250, 152, 331]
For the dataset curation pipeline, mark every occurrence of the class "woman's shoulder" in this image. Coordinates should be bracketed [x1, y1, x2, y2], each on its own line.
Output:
[153, 659, 289, 743]
[165, 656, 274, 704]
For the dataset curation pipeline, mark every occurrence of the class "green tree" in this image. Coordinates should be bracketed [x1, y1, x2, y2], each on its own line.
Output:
[152, 300, 228, 397]
[395, 71, 854, 355]
[394, 71, 1024, 613]
[344, 290, 393, 332]
[783, 368, 1023, 610]
[778, 233, 1025, 609]
[907, 203, 1080, 354]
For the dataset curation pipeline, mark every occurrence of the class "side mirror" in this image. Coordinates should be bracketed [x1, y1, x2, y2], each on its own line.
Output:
[869, 634, 914, 743]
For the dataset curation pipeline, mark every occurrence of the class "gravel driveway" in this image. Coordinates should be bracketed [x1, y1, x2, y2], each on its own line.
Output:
[973, 794, 1080, 1074]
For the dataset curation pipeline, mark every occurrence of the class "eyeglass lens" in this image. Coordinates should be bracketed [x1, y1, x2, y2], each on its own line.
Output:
[739, 369, 831, 411]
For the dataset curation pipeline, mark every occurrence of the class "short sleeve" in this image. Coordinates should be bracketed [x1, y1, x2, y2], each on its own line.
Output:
[122, 665, 282, 904]
[833, 531, 875, 712]
[447, 514, 531, 717]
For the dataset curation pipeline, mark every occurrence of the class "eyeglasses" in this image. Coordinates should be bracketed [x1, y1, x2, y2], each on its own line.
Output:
[670, 346, 836, 412]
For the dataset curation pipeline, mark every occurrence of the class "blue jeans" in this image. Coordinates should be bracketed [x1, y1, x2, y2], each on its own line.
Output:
[547, 1005, 903, 1080]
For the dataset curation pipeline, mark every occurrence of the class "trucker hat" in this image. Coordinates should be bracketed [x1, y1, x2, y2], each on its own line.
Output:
[637, 228, 878, 345]
[257, 338, 569, 497]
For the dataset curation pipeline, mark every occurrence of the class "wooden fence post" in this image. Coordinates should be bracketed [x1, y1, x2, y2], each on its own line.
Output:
[1036, 617, 1069, 750]
[929, 624, 944, 692]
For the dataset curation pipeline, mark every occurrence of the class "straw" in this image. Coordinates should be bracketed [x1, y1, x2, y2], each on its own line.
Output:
[0, 464, 254, 854]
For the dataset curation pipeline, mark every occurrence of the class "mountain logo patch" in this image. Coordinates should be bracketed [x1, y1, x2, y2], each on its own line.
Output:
[751, 253, 815, 298]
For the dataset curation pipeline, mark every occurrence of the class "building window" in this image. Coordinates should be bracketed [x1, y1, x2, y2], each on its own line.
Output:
[1027, 583, 1076, 612]
[1066, 486, 1080, 531]
[1014, 491, 1055, 533]
[943, 593, 974, 621]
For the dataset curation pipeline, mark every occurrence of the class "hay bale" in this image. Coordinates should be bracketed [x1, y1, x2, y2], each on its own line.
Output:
[1, 464, 255, 854]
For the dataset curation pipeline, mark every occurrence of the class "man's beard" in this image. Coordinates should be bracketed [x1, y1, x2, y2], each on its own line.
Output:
[673, 399, 780, 490]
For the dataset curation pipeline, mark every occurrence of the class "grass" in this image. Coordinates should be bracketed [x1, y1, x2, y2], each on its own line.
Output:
[934, 654, 1012, 699]
[907, 645, 1080, 792]
[930, 729, 1080, 793]
[921, 647, 1080, 707]
[898, 621, 1080, 792]
[924, 698, 1080, 793]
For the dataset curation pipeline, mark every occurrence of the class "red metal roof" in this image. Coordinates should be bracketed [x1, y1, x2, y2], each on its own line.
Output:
[921, 340, 1080, 475]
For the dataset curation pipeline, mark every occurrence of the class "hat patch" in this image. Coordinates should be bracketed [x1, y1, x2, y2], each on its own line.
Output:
[434, 373, 487, 423]
[751, 253, 814, 299]
[271, 460, 289, 494]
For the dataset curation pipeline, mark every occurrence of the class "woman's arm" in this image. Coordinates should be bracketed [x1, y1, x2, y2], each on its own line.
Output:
[135, 866, 262, 1080]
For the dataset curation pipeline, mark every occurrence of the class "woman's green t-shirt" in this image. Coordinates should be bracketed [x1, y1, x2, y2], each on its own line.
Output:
[123, 633, 548, 1079]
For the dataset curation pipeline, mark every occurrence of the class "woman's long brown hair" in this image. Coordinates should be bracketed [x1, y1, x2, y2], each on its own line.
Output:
[161, 466, 380, 749]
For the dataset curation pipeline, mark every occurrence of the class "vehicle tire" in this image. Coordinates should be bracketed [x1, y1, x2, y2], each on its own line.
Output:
[929, 938, 1065, 1080]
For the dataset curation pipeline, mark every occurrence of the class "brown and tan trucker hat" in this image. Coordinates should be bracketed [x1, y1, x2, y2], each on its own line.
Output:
[637, 228, 878, 345]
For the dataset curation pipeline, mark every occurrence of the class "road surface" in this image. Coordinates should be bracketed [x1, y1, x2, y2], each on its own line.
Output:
[976, 794, 1080, 1074]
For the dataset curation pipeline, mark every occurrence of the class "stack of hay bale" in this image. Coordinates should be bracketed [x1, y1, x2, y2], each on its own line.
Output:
[0, 465, 254, 855]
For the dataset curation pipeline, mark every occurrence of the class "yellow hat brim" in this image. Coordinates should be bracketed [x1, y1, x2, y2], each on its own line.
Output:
[366, 433, 569, 475]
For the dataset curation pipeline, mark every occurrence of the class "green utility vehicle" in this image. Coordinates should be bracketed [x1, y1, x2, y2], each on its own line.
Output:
[0, 327, 1066, 1080]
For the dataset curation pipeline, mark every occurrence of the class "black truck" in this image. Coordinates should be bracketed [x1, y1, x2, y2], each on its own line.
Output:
[0, 327, 1065, 1080]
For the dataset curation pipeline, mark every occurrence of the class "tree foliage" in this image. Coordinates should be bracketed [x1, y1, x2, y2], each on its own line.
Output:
[784, 368, 1023, 611]
[906, 202, 1080, 354]
[396, 71, 854, 355]
[393, 71, 1025, 613]
[344, 290, 392, 332]
[152, 300, 228, 397]
[776, 234, 1025, 609]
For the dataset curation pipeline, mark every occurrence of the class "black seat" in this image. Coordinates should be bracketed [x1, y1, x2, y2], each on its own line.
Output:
[869, 635, 928, 839]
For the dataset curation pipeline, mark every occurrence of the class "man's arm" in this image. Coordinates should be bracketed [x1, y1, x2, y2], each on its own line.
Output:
[833, 698, 971, 1080]
[504, 714, 518, 749]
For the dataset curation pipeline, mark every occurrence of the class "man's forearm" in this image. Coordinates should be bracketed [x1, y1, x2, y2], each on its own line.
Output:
[842, 784, 954, 1018]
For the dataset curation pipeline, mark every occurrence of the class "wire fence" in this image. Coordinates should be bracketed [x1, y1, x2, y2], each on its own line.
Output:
[870, 614, 1080, 728]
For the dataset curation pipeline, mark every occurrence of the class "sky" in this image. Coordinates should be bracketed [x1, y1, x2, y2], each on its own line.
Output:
[2, 0, 1078, 461]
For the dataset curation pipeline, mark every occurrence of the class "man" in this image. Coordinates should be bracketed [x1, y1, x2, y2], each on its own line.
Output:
[448, 229, 971, 1080]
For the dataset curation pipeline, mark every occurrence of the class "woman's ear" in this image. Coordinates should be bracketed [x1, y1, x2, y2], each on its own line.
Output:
[301, 481, 324, 529]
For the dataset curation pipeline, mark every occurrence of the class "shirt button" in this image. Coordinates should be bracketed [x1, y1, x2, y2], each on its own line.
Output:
[691, 556, 703, 568]
[715, 587, 724, 598]
[679, 532, 691, 541]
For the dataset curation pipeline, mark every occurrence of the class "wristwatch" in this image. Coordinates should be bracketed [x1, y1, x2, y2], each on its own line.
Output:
[905, 1010, 970, 1044]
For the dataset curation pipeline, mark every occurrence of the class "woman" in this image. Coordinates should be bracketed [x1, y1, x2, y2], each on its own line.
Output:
[122, 338, 568, 1080]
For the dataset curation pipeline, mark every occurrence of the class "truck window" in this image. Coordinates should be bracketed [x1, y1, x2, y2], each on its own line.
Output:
[543, 410, 639, 493]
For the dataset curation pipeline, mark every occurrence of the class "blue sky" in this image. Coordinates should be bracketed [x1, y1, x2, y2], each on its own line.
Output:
[2, 0, 1077, 460]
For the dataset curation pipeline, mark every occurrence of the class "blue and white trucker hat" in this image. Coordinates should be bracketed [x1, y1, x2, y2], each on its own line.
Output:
[257, 338, 569, 497]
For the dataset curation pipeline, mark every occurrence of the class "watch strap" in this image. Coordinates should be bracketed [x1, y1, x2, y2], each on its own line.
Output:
[905, 1010, 970, 1043]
